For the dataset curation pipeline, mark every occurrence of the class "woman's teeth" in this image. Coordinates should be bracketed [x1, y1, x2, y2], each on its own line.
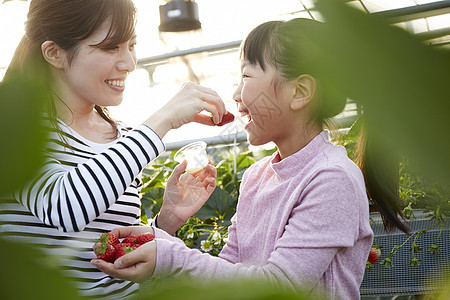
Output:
[105, 80, 125, 87]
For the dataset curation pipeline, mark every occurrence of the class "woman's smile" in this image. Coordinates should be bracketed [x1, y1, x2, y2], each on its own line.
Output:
[105, 79, 126, 92]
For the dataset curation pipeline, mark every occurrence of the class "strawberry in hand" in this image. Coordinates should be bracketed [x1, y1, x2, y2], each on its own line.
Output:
[93, 242, 116, 262]
[98, 232, 119, 246]
[114, 243, 139, 259]
[122, 235, 138, 244]
[136, 233, 155, 245]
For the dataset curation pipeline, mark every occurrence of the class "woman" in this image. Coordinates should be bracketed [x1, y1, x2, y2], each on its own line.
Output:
[0, 0, 226, 298]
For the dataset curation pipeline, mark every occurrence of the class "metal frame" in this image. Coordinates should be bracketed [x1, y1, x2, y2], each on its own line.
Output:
[136, 1, 450, 69]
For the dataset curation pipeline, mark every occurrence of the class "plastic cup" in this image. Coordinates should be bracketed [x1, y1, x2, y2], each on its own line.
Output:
[174, 141, 209, 175]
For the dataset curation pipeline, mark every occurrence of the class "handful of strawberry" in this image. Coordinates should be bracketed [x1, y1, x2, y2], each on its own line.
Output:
[93, 232, 154, 262]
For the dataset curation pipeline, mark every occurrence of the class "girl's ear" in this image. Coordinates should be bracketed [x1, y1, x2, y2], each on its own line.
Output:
[290, 74, 316, 111]
[41, 41, 65, 69]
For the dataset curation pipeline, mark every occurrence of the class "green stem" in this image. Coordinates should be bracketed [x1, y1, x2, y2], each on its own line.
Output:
[433, 218, 446, 245]
[389, 220, 441, 257]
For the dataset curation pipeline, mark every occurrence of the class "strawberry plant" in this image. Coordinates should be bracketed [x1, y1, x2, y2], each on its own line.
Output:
[337, 119, 449, 270]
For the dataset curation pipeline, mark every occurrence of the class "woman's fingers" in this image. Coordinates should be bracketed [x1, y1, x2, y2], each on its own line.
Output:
[192, 114, 215, 126]
[194, 84, 227, 115]
[178, 82, 226, 125]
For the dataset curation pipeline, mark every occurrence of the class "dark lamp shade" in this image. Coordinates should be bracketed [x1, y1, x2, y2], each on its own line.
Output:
[159, 0, 201, 32]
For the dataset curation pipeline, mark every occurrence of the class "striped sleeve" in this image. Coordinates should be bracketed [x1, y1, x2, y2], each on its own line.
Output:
[15, 125, 165, 233]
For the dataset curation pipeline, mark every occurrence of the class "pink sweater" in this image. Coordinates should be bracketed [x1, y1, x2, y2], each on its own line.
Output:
[153, 131, 373, 299]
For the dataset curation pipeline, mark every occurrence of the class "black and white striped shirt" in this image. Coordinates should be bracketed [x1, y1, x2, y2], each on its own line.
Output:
[0, 118, 165, 299]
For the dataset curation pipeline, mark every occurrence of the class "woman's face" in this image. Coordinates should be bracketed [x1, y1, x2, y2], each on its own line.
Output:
[233, 60, 292, 146]
[57, 21, 137, 109]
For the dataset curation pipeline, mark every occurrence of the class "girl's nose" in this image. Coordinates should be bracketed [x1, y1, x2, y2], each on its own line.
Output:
[233, 81, 243, 103]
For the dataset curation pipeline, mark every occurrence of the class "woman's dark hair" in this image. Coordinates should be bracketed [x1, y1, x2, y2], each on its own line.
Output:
[240, 18, 409, 234]
[3, 0, 137, 137]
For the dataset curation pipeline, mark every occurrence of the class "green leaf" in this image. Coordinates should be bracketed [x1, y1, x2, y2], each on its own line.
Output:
[410, 243, 422, 253]
[0, 75, 47, 193]
[0, 239, 80, 300]
[428, 244, 440, 254]
[194, 187, 236, 219]
[311, 0, 450, 186]
[410, 258, 422, 267]
[380, 258, 393, 269]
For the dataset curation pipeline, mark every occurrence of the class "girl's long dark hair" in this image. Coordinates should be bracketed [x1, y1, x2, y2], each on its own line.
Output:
[3, 0, 137, 137]
[241, 18, 409, 234]
[355, 121, 410, 234]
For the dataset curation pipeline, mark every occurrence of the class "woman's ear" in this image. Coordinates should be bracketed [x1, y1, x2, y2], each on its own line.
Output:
[290, 74, 316, 111]
[41, 41, 65, 69]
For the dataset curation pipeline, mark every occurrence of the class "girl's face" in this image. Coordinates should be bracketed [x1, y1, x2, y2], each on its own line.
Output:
[57, 21, 137, 109]
[233, 60, 293, 146]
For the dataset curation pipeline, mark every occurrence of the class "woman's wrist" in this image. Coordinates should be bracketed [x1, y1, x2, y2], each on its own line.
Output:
[142, 110, 172, 140]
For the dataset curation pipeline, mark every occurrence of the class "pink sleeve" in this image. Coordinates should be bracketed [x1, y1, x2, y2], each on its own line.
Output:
[218, 214, 239, 263]
[153, 236, 338, 290]
[152, 166, 362, 290]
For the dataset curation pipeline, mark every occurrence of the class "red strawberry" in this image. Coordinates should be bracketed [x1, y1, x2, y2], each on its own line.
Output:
[368, 247, 381, 264]
[114, 243, 139, 259]
[122, 235, 138, 244]
[136, 233, 155, 245]
[211, 112, 235, 126]
[93, 242, 116, 262]
[98, 232, 119, 246]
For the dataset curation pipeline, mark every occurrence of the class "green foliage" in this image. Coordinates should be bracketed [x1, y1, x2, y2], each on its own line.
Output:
[1, 73, 80, 299]
[309, 0, 450, 187]
[137, 276, 324, 300]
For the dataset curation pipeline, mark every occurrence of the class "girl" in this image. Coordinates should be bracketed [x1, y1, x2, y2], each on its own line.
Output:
[92, 18, 409, 299]
[0, 0, 226, 299]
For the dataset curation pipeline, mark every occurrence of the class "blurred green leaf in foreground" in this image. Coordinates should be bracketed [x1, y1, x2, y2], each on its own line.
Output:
[305, 0, 450, 185]
[0, 73, 80, 299]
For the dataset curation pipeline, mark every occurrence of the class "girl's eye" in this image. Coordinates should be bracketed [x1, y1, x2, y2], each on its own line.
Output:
[104, 46, 119, 52]
[242, 74, 250, 79]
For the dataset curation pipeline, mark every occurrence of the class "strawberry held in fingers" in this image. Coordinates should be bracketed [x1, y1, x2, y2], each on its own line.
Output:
[368, 247, 381, 264]
[210, 112, 235, 126]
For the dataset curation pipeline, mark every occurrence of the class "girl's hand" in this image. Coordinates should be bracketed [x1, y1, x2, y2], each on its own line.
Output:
[144, 82, 226, 138]
[157, 160, 217, 235]
[92, 240, 156, 283]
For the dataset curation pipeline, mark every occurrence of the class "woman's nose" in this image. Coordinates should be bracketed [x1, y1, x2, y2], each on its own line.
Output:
[117, 49, 137, 73]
